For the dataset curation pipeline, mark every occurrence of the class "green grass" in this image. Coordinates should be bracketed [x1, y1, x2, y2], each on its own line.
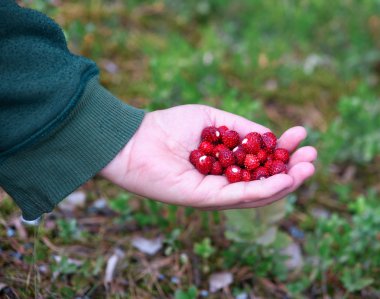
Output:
[1, 0, 380, 298]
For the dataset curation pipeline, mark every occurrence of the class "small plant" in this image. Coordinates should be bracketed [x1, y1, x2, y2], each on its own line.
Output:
[194, 237, 215, 259]
[194, 237, 216, 274]
[321, 86, 380, 166]
[134, 200, 168, 228]
[174, 285, 198, 299]
[56, 219, 83, 243]
[164, 228, 182, 256]
[51, 255, 80, 278]
[297, 190, 380, 296]
[108, 192, 133, 223]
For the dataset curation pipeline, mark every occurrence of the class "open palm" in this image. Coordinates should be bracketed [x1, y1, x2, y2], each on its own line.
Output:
[100, 105, 317, 210]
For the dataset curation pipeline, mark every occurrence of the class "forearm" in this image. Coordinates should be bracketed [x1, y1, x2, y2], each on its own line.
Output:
[0, 1, 144, 220]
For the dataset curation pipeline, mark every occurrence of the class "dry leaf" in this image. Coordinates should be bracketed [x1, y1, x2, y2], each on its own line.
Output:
[59, 191, 86, 211]
[104, 249, 125, 285]
[209, 271, 233, 293]
[131, 236, 163, 256]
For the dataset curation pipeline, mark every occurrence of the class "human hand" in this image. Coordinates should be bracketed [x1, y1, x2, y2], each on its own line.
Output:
[99, 105, 317, 210]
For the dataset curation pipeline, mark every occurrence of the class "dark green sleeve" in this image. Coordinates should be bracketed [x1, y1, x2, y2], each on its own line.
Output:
[0, 1, 145, 220]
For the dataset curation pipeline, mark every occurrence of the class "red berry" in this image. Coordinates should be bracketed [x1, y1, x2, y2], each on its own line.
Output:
[241, 169, 251, 182]
[218, 126, 229, 137]
[195, 155, 214, 175]
[198, 141, 214, 155]
[225, 165, 242, 183]
[264, 159, 273, 170]
[232, 145, 246, 166]
[241, 132, 262, 154]
[213, 144, 229, 159]
[201, 126, 220, 143]
[251, 166, 269, 180]
[274, 148, 290, 163]
[189, 149, 203, 166]
[268, 160, 287, 175]
[246, 132, 263, 141]
[262, 132, 277, 152]
[256, 149, 268, 164]
[222, 130, 240, 149]
[244, 154, 260, 171]
[210, 161, 223, 175]
[219, 149, 236, 168]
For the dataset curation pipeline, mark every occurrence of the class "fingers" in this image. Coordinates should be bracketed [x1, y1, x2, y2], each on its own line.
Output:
[201, 188, 287, 211]
[277, 126, 307, 152]
[197, 174, 293, 208]
[287, 162, 315, 184]
[258, 162, 315, 206]
[261, 162, 315, 204]
[288, 146, 318, 168]
[201, 162, 315, 210]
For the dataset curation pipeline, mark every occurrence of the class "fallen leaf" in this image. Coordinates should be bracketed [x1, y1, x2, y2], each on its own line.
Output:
[235, 293, 248, 299]
[102, 60, 119, 74]
[311, 207, 330, 219]
[104, 249, 125, 285]
[209, 271, 233, 293]
[59, 191, 86, 211]
[265, 79, 278, 91]
[303, 53, 332, 75]
[131, 236, 163, 256]
[92, 198, 108, 210]
[281, 242, 303, 271]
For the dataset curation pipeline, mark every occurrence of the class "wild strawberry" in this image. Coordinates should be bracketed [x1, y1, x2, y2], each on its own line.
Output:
[264, 159, 273, 170]
[195, 155, 214, 175]
[219, 149, 236, 168]
[251, 167, 269, 180]
[213, 144, 229, 159]
[222, 130, 240, 149]
[274, 148, 290, 163]
[268, 160, 287, 175]
[241, 169, 251, 182]
[244, 154, 260, 171]
[225, 165, 242, 183]
[189, 149, 203, 166]
[241, 132, 262, 154]
[246, 132, 263, 141]
[198, 141, 214, 155]
[210, 161, 223, 175]
[218, 126, 229, 138]
[256, 149, 268, 164]
[262, 132, 277, 152]
[232, 145, 246, 166]
[201, 126, 220, 143]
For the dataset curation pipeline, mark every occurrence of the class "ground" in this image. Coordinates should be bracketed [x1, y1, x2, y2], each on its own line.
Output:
[0, 1, 380, 298]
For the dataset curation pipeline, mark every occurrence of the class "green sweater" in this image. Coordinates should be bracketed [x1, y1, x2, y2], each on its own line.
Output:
[0, 1, 145, 220]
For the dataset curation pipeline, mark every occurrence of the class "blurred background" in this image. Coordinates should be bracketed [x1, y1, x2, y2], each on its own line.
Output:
[1, 0, 380, 298]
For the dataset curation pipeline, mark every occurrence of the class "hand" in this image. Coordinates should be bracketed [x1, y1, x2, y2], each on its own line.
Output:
[99, 105, 317, 210]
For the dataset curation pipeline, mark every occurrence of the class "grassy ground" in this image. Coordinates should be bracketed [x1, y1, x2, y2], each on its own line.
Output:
[1, 0, 380, 298]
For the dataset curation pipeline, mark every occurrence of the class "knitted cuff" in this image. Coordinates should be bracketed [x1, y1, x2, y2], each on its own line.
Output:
[0, 77, 145, 220]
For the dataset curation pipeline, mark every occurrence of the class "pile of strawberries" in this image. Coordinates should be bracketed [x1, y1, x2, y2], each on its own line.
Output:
[189, 126, 290, 183]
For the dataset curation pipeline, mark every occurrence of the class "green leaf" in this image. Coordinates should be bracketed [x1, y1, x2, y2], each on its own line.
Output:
[194, 238, 216, 259]
[224, 201, 286, 245]
[174, 286, 198, 299]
